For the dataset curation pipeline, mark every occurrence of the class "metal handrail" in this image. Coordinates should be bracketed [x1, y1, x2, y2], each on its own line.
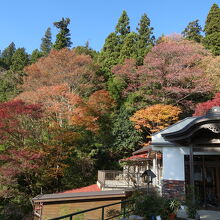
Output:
[48, 199, 134, 220]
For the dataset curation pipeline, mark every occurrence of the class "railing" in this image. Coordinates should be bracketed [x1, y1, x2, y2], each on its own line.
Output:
[48, 199, 135, 220]
[98, 170, 147, 189]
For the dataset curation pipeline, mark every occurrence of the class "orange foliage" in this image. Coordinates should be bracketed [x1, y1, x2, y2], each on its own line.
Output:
[23, 48, 100, 95]
[17, 85, 114, 132]
[130, 104, 182, 136]
[16, 84, 82, 123]
[71, 90, 115, 132]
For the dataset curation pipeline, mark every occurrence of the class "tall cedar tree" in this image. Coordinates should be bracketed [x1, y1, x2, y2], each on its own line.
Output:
[115, 10, 130, 36]
[182, 19, 203, 43]
[119, 32, 138, 62]
[98, 32, 121, 76]
[53, 18, 72, 50]
[203, 3, 220, 55]
[136, 13, 155, 65]
[0, 42, 16, 69]
[40, 27, 52, 54]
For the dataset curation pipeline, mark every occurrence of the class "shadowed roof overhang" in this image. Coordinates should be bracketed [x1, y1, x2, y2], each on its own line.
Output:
[162, 107, 220, 146]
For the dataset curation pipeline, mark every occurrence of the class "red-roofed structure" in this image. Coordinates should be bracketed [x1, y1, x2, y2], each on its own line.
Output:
[61, 184, 101, 194]
[120, 153, 149, 162]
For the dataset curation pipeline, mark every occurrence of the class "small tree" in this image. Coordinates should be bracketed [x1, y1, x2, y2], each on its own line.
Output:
[41, 27, 52, 54]
[182, 19, 203, 43]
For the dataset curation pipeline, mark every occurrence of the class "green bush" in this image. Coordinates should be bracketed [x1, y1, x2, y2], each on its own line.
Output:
[133, 191, 167, 219]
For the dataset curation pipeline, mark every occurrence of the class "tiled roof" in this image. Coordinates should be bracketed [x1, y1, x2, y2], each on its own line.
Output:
[120, 153, 149, 161]
[60, 184, 101, 194]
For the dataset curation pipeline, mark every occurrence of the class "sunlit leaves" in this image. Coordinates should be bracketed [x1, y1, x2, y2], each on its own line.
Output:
[130, 104, 182, 141]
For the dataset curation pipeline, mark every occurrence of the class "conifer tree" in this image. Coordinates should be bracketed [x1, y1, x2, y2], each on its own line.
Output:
[40, 27, 52, 54]
[182, 20, 203, 43]
[53, 18, 72, 50]
[98, 32, 121, 74]
[204, 3, 220, 34]
[115, 10, 130, 36]
[136, 13, 155, 65]
[10, 48, 29, 73]
[30, 49, 43, 64]
[1, 42, 16, 69]
[119, 32, 138, 62]
[203, 3, 220, 55]
[0, 47, 29, 102]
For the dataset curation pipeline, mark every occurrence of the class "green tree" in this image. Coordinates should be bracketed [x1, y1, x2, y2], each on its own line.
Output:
[203, 32, 220, 55]
[112, 107, 143, 157]
[10, 48, 29, 73]
[136, 13, 155, 65]
[30, 49, 44, 64]
[74, 41, 98, 60]
[204, 3, 220, 34]
[119, 32, 138, 62]
[115, 10, 130, 36]
[0, 71, 19, 102]
[0, 48, 29, 101]
[0, 42, 16, 69]
[182, 19, 203, 43]
[98, 33, 121, 76]
[203, 3, 220, 55]
[40, 27, 52, 54]
[53, 18, 72, 50]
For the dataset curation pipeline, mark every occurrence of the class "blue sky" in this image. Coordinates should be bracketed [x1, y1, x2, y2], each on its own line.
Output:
[0, 0, 219, 53]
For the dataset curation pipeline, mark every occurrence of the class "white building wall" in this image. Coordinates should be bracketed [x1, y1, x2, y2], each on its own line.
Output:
[162, 147, 188, 181]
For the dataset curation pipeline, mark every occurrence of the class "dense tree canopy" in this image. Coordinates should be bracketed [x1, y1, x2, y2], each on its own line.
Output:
[112, 39, 213, 113]
[22, 48, 101, 96]
[1, 5, 220, 219]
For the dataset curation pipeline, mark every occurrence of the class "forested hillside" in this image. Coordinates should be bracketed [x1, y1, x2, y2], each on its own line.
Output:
[1, 4, 220, 219]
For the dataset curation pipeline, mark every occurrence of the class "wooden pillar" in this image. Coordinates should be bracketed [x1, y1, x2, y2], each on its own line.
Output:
[189, 144, 195, 202]
[202, 155, 206, 206]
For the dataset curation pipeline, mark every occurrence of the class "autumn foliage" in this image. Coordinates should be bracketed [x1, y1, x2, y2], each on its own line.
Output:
[112, 39, 213, 111]
[194, 93, 220, 116]
[71, 89, 115, 132]
[0, 100, 42, 146]
[130, 104, 182, 139]
[23, 48, 101, 95]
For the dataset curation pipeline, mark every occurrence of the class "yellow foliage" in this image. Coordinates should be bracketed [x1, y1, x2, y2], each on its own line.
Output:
[130, 104, 182, 135]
